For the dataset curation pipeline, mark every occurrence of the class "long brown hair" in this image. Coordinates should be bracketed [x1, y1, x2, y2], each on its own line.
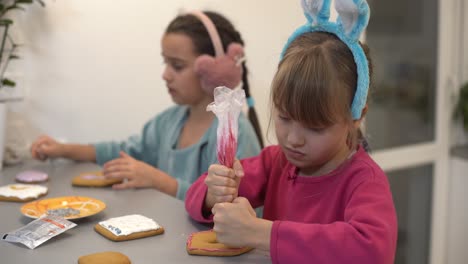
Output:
[271, 32, 373, 149]
[166, 11, 264, 148]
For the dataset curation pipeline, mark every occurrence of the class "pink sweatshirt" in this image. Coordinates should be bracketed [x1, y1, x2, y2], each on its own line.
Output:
[185, 145, 397, 264]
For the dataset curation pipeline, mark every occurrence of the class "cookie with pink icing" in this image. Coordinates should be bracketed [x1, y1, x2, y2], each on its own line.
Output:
[0, 184, 48, 202]
[15, 170, 49, 183]
[72, 171, 122, 187]
[186, 229, 253, 256]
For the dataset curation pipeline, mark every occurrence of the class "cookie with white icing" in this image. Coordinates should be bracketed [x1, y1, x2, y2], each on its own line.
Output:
[0, 184, 48, 202]
[72, 171, 122, 187]
[15, 170, 49, 183]
[186, 229, 253, 256]
[94, 214, 164, 241]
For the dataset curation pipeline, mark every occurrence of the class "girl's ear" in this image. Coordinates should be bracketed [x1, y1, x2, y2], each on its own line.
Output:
[194, 43, 244, 94]
[352, 104, 368, 129]
[335, 0, 370, 40]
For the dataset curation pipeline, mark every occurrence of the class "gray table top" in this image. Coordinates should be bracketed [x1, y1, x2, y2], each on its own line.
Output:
[0, 160, 271, 263]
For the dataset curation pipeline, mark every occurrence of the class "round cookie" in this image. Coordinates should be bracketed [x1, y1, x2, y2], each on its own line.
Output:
[0, 184, 48, 202]
[15, 170, 49, 183]
[94, 214, 164, 241]
[78, 251, 131, 264]
[72, 171, 122, 187]
[186, 229, 253, 256]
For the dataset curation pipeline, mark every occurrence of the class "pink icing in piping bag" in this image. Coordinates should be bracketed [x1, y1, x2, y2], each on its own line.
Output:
[217, 119, 237, 168]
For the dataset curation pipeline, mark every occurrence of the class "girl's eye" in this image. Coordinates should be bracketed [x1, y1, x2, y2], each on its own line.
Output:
[162, 59, 185, 72]
[278, 115, 290, 121]
[172, 63, 185, 72]
[307, 126, 326, 133]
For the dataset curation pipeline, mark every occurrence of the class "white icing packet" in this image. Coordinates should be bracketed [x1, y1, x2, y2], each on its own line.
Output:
[2, 215, 77, 249]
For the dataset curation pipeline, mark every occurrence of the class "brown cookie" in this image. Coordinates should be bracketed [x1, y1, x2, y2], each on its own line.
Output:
[186, 230, 253, 256]
[72, 171, 122, 187]
[78, 251, 131, 264]
[0, 184, 48, 202]
[94, 214, 164, 242]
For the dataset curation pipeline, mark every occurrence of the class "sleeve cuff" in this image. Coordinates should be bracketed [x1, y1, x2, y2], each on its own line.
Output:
[176, 179, 190, 200]
[93, 142, 109, 166]
[270, 220, 281, 264]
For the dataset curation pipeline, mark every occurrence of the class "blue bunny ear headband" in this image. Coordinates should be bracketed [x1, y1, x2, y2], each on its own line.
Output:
[281, 0, 370, 120]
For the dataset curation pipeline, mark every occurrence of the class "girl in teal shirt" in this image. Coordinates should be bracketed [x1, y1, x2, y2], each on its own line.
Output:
[30, 11, 262, 200]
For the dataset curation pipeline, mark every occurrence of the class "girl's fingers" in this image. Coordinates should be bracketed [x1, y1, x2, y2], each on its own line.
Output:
[103, 158, 128, 169]
[233, 197, 256, 216]
[32, 143, 48, 160]
[212, 202, 227, 215]
[210, 185, 237, 197]
[104, 171, 124, 179]
[232, 159, 244, 178]
[119, 151, 131, 158]
[209, 164, 236, 178]
[214, 194, 234, 204]
[103, 166, 132, 180]
[205, 174, 238, 187]
[31, 139, 46, 156]
[37, 152, 47, 161]
[112, 180, 134, 190]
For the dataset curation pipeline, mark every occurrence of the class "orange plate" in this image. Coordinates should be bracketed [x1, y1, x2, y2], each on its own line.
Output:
[21, 196, 106, 220]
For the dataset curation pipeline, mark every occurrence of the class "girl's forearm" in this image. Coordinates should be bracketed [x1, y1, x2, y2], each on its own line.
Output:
[151, 169, 178, 197]
[250, 218, 273, 251]
[62, 144, 97, 162]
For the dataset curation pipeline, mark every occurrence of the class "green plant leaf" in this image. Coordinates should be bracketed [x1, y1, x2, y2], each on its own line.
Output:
[15, 0, 34, 4]
[4, 5, 26, 14]
[0, 19, 13, 26]
[1, 78, 16, 87]
[35, 0, 45, 7]
[454, 82, 468, 132]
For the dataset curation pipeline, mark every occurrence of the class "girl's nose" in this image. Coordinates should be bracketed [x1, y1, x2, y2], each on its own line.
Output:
[287, 125, 306, 147]
[162, 66, 172, 82]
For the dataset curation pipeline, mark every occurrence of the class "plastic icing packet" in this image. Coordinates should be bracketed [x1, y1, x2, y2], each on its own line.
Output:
[2, 214, 77, 249]
[207, 86, 245, 168]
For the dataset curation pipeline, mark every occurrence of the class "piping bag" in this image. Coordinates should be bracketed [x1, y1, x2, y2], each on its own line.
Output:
[206, 86, 245, 168]
[203, 87, 252, 253]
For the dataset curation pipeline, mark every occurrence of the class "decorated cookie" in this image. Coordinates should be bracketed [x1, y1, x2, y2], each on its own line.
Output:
[94, 214, 164, 241]
[15, 170, 49, 183]
[0, 184, 48, 202]
[78, 251, 131, 264]
[72, 171, 122, 187]
[186, 229, 253, 256]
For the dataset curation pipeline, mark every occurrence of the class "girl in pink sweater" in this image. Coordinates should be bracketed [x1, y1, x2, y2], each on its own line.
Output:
[185, 0, 397, 263]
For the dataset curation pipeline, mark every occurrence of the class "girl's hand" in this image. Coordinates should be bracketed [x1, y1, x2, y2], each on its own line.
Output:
[212, 197, 262, 247]
[30, 135, 64, 160]
[103, 151, 159, 189]
[204, 160, 244, 209]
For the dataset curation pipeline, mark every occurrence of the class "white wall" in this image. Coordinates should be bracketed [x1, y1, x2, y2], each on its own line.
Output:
[5, 0, 304, 150]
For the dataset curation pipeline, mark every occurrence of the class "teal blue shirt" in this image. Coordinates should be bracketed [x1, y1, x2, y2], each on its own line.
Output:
[93, 105, 261, 200]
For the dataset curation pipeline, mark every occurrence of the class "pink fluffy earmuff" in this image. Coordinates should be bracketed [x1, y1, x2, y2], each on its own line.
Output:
[189, 11, 244, 94]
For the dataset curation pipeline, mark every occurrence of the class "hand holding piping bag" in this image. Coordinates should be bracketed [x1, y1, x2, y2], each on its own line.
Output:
[204, 159, 244, 209]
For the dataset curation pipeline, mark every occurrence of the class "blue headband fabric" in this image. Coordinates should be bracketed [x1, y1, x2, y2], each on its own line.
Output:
[246, 97, 255, 108]
[281, 0, 370, 120]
